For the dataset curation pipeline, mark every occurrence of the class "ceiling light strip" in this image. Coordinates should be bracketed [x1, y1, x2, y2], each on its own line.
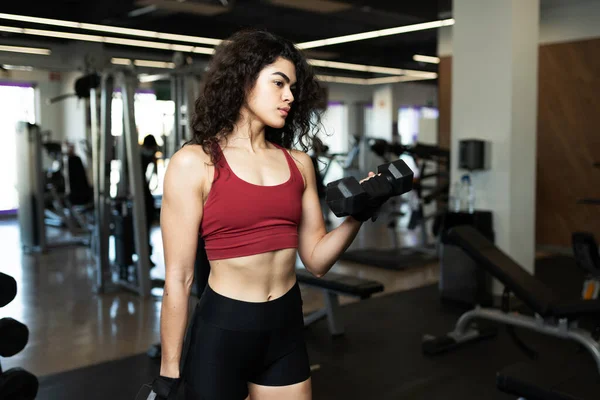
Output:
[111, 57, 132, 66]
[310, 59, 437, 78]
[111, 57, 175, 69]
[0, 25, 215, 55]
[316, 75, 368, 85]
[413, 54, 440, 64]
[0, 12, 223, 46]
[298, 18, 454, 49]
[0, 43, 51, 55]
[316, 74, 437, 86]
[310, 59, 405, 75]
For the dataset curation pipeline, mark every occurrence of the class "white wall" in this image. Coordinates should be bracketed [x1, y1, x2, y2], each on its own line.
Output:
[438, 26, 453, 57]
[539, 0, 600, 44]
[0, 67, 91, 169]
[37, 80, 65, 140]
[324, 82, 372, 104]
[1, 69, 65, 138]
[438, 0, 600, 55]
[321, 82, 373, 143]
[372, 85, 393, 141]
[392, 82, 438, 121]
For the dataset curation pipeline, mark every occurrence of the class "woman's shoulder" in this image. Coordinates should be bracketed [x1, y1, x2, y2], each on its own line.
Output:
[170, 143, 212, 167]
[288, 148, 312, 167]
[165, 144, 213, 188]
[286, 149, 315, 188]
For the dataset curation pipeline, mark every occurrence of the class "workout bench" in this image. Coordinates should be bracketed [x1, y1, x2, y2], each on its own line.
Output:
[296, 268, 384, 336]
[422, 225, 600, 374]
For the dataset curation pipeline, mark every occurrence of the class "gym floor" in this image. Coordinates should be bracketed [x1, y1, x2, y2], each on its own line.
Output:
[1, 214, 592, 399]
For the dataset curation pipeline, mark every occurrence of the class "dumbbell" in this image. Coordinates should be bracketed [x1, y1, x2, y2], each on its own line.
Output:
[0, 318, 29, 358]
[0, 274, 38, 400]
[326, 159, 414, 218]
[0, 272, 17, 308]
[0, 366, 39, 400]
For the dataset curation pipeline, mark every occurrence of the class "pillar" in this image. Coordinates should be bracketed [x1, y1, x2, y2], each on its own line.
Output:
[451, 0, 540, 287]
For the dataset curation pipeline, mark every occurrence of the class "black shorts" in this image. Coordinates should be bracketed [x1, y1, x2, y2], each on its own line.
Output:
[182, 281, 311, 400]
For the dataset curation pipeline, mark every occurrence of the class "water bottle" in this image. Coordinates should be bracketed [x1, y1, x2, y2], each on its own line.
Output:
[449, 181, 461, 212]
[460, 174, 476, 213]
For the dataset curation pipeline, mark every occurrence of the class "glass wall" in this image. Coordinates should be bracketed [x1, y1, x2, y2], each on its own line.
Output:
[0, 82, 36, 213]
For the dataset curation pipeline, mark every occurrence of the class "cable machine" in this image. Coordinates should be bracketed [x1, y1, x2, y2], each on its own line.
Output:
[92, 69, 151, 297]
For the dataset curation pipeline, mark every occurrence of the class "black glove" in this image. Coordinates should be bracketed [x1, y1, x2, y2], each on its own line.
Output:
[350, 175, 393, 222]
[151, 376, 180, 400]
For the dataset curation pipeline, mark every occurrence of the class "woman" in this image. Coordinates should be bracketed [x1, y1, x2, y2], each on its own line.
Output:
[155, 30, 383, 400]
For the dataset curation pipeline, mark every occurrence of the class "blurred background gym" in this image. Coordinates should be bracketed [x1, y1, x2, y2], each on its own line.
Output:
[0, 0, 599, 399]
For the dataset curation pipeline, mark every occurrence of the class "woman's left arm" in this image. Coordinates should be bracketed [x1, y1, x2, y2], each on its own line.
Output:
[294, 151, 367, 277]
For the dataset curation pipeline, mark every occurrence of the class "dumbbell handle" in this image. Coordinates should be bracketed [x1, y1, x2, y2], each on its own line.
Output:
[349, 175, 396, 222]
[361, 174, 395, 201]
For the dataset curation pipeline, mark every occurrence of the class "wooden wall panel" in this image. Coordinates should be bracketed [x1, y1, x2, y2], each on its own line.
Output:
[436, 38, 600, 247]
[536, 38, 600, 246]
[437, 56, 452, 150]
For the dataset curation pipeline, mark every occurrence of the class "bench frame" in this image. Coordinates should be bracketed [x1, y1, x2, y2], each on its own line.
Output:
[303, 289, 346, 336]
[423, 226, 600, 375]
[297, 270, 383, 336]
[442, 306, 600, 374]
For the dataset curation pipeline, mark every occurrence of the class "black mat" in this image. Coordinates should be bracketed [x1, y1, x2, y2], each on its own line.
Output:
[339, 248, 437, 270]
[497, 352, 600, 400]
[36, 255, 597, 400]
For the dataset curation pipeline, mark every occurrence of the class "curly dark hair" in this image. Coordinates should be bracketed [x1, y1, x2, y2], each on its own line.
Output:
[187, 29, 325, 165]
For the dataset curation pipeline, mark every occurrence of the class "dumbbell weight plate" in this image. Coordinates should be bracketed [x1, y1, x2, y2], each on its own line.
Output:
[377, 159, 414, 196]
[0, 318, 29, 357]
[0, 272, 17, 308]
[325, 177, 369, 217]
[135, 383, 157, 400]
[0, 368, 39, 400]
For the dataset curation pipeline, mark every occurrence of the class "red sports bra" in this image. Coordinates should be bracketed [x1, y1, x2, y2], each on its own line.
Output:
[200, 142, 305, 260]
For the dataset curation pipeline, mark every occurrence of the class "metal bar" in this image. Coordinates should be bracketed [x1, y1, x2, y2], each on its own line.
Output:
[32, 123, 46, 252]
[177, 76, 185, 145]
[168, 76, 180, 159]
[15, 122, 44, 253]
[453, 307, 600, 374]
[304, 309, 327, 326]
[120, 71, 151, 298]
[93, 74, 114, 294]
[184, 74, 198, 143]
[90, 85, 99, 231]
[302, 291, 346, 336]
[324, 290, 344, 336]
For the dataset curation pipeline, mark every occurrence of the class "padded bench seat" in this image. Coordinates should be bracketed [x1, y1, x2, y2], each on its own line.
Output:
[296, 268, 384, 299]
[296, 268, 384, 336]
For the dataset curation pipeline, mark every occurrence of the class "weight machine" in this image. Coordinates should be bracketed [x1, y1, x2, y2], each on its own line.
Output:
[91, 69, 152, 297]
[15, 123, 93, 253]
[92, 62, 200, 297]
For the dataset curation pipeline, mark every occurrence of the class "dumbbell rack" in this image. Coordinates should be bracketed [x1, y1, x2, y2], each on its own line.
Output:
[0, 272, 39, 399]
